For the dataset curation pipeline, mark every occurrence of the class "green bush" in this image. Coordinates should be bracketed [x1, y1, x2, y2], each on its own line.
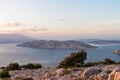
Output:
[103, 58, 116, 64]
[21, 63, 42, 69]
[34, 63, 42, 69]
[82, 62, 94, 67]
[83, 58, 116, 67]
[6, 63, 20, 71]
[0, 70, 10, 78]
[58, 50, 87, 68]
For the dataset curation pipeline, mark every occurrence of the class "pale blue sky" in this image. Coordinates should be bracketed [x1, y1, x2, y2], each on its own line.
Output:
[0, 0, 120, 40]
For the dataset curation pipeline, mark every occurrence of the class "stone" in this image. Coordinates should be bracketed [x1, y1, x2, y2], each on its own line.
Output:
[55, 68, 65, 75]
[108, 68, 120, 80]
[114, 72, 120, 80]
[95, 70, 111, 80]
[81, 67, 101, 79]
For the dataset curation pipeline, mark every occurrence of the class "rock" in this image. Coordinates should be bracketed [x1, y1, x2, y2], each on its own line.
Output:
[108, 68, 120, 80]
[81, 67, 101, 79]
[95, 69, 111, 80]
[114, 72, 120, 80]
[55, 68, 65, 75]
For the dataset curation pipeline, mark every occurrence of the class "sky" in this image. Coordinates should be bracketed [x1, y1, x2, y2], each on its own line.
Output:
[0, 0, 120, 40]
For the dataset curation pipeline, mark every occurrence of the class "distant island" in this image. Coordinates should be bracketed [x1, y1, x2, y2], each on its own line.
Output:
[113, 50, 120, 55]
[89, 40, 120, 44]
[17, 40, 97, 50]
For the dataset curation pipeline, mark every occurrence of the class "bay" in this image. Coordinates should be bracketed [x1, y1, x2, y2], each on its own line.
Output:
[0, 43, 120, 67]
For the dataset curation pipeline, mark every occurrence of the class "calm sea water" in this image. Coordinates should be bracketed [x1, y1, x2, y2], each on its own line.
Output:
[0, 43, 120, 67]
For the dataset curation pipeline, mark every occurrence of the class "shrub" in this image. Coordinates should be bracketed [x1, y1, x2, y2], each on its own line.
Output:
[82, 62, 94, 67]
[34, 63, 42, 69]
[0, 70, 10, 78]
[6, 63, 20, 71]
[103, 58, 116, 64]
[58, 50, 87, 68]
[0, 67, 5, 69]
[83, 58, 116, 67]
[21, 63, 42, 69]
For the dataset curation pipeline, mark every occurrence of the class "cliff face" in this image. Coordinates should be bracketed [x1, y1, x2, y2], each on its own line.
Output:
[17, 40, 96, 50]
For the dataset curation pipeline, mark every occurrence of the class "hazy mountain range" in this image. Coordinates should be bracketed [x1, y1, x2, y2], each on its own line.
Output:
[0, 33, 120, 46]
[0, 34, 35, 43]
[78, 39, 120, 45]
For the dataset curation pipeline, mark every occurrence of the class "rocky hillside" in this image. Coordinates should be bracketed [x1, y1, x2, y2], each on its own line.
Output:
[8, 64, 120, 80]
[17, 40, 96, 50]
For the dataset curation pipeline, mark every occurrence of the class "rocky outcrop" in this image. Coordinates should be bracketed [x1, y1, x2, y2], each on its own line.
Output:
[114, 72, 120, 80]
[81, 67, 101, 79]
[3, 64, 120, 80]
[95, 69, 111, 80]
[17, 40, 97, 50]
[108, 68, 120, 80]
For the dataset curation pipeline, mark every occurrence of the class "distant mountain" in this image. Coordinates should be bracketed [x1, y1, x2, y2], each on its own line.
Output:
[17, 40, 97, 50]
[90, 40, 120, 44]
[0, 34, 35, 43]
[78, 39, 102, 43]
[77, 39, 120, 45]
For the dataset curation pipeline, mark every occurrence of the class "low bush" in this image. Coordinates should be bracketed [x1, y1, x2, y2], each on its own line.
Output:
[6, 63, 21, 71]
[21, 63, 42, 69]
[0, 70, 10, 78]
[103, 58, 116, 64]
[83, 58, 116, 67]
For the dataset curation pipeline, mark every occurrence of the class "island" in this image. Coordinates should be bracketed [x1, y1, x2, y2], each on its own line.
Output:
[113, 50, 120, 54]
[17, 40, 97, 50]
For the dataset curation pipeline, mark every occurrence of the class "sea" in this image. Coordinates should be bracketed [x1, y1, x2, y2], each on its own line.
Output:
[0, 43, 120, 67]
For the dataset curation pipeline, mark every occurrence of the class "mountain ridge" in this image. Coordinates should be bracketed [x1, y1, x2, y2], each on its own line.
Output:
[0, 34, 35, 43]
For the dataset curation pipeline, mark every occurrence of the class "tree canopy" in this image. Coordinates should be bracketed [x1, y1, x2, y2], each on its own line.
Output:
[58, 50, 87, 68]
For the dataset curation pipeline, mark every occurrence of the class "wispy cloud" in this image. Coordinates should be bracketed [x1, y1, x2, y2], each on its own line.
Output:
[20, 26, 47, 32]
[0, 22, 47, 33]
[0, 22, 22, 27]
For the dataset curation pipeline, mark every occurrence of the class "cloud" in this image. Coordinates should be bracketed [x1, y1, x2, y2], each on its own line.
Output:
[0, 27, 47, 32]
[20, 26, 47, 32]
[59, 18, 65, 21]
[0, 22, 48, 33]
[5, 22, 21, 27]
[0, 22, 22, 27]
